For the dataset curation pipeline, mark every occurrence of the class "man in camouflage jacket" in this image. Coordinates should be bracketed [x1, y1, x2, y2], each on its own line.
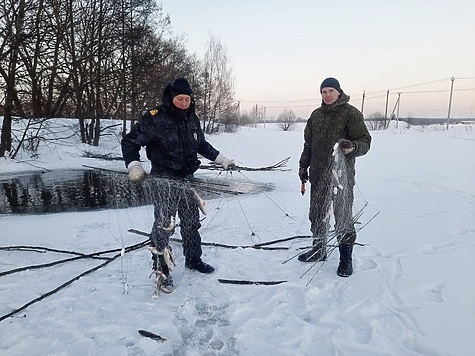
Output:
[122, 78, 235, 293]
[298, 77, 371, 277]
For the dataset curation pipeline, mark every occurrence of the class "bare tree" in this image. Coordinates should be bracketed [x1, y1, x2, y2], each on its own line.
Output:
[0, 0, 202, 156]
[201, 35, 235, 133]
[237, 112, 252, 126]
[118, 2, 197, 133]
[18, 0, 72, 118]
[0, 0, 28, 157]
[365, 111, 387, 131]
[277, 108, 297, 131]
[249, 104, 266, 127]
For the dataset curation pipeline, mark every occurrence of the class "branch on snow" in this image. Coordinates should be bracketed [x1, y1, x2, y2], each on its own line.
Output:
[127, 228, 308, 250]
[0, 240, 148, 322]
[218, 279, 287, 285]
[80, 156, 291, 172]
[200, 156, 290, 172]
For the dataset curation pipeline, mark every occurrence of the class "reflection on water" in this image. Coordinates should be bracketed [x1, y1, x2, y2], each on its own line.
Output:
[0, 169, 147, 214]
[0, 169, 274, 215]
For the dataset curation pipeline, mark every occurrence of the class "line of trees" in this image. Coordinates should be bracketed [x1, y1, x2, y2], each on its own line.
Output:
[0, 0, 237, 158]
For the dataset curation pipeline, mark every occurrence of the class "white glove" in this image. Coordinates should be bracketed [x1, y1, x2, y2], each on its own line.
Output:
[127, 160, 146, 181]
[214, 153, 236, 170]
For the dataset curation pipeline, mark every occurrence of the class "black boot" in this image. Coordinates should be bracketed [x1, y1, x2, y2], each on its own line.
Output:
[337, 244, 353, 277]
[298, 240, 327, 262]
[185, 257, 215, 274]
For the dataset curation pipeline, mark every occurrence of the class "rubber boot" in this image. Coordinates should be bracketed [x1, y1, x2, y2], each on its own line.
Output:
[185, 257, 215, 273]
[337, 244, 353, 277]
[298, 240, 327, 262]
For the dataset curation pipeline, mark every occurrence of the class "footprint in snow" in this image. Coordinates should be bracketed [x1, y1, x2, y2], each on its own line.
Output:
[423, 283, 445, 303]
[358, 258, 378, 271]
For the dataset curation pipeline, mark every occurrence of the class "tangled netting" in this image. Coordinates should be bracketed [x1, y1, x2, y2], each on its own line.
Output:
[304, 141, 360, 255]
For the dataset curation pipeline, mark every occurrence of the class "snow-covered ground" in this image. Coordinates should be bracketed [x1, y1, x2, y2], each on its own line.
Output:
[0, 120, 474, 355]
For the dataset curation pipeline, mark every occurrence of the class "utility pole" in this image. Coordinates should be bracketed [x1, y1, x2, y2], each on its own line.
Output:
[236, 101, 240, 125]
[396, 92, 401, 128]
[263, 106, 266, 128]
[384, 89, 390, 129]
[446, 77, 455, 129]
[361, 90, 365, 114]
[384, 89, 389, 119]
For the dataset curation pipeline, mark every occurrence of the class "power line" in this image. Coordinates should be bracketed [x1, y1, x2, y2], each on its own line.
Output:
[256, 103, 316, 108]
[238, 98, 316, 103]
[400, 88, 475, 94]
[236, 78, 475, 113]
[363, 87, 475, 99]
[364, 78, 450, 95]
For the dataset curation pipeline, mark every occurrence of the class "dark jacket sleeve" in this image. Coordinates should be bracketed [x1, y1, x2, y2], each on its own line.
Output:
[298, 117, 313, 169]
[193, 116, 219, 161]
[347, 109, 371, 157]
[121, 120, 147, 168]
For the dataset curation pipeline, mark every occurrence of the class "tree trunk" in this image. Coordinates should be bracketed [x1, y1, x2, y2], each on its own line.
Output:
[0, 0, 26, 157]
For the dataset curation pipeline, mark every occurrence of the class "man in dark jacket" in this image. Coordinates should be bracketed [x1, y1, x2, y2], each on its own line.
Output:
[298, 77, 371, 277]
[122, 77, 235, 294]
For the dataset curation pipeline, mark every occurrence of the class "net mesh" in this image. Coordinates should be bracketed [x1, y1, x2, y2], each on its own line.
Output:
[306, 142, 358, 253]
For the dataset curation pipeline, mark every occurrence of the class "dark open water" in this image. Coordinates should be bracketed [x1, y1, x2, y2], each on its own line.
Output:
[0, 169, 146, 214]
[0, 169, 273, 215]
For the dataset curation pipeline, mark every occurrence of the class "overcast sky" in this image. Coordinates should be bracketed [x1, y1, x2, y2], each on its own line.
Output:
[161, 0, 475, 119]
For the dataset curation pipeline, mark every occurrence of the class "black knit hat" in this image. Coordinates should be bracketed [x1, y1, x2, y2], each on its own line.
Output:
[170, 77, 193, 96]
[320, 77, 342, 93]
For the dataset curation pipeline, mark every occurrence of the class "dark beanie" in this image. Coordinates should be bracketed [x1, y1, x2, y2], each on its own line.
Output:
[320, 77, 341, 93]
[170, 77, 193, 96]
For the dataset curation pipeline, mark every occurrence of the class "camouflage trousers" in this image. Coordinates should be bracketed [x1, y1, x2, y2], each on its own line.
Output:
[308, 178, 356, 245]
[149, 182, 202, 260]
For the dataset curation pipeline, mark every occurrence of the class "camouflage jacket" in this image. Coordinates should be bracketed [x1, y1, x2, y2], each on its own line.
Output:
[121, 88, 219, 178]
[298, 93, 371, 186]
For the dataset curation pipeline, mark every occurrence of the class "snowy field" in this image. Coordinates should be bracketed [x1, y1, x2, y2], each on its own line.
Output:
[0, 120, 474, 356]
